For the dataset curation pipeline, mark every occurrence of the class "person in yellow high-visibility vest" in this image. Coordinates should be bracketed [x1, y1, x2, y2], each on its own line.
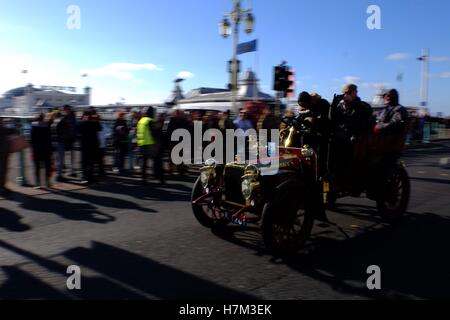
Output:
[137, 107, 158, 184]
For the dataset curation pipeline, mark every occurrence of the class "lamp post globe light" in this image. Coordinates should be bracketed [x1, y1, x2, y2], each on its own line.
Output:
[219, 0, 254, 116]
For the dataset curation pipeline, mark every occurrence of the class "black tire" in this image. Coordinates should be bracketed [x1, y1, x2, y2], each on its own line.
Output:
[377, 164, 410, 223]
[261, 179, 315, 255]
[191, 177, 228, 228]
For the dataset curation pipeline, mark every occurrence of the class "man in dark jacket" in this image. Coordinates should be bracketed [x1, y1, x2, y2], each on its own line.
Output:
[298, 91, 332, 174]
[51, 109, 76, 182]
[113, 112, 129, 173]
[62, 105, 78, 177]
[31, 114, 53, 188]
[0, 119, 16, 196]
[331, 84, 373, 140]
[167, 110, 190, 173]
[374, 89, 409, 161]
[329, 84, 373, 191]
[374, 89, 408, 134]
[78, 111, 101, 183]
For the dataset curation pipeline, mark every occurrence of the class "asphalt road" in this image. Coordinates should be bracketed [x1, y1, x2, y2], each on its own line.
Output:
[0, 142, 449, 300]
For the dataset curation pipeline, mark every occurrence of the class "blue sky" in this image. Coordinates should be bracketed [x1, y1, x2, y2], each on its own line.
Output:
[1, 0, 449, 114]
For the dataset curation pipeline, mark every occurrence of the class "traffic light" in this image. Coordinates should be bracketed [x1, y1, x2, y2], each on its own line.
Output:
[273, 64, 295, 97]
[285, 68, 295, 98]
[273, 66, 286, 91]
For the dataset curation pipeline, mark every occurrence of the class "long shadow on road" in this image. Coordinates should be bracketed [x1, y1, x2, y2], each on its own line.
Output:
[289, 211, 450, 299]
[0, 208, 31, 233]
[87, 176, 192, 203]
[0, 240, 146, 299]
[53, 189, 158, 214]
[18, 195, 116, 224]
[0, 240, 256, 300]
[213, 206, 450, 299]
[64, 241, 257, 300]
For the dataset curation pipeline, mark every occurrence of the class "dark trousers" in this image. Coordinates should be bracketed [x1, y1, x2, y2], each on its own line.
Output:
[0, 151, 9, 189]
[97, 148, 106, 175]
[34, 155, 52, 185]
[55, 143, 65, 178]
[140, 144, 163, 182]
[82, 147, 96, 182]
[114, 143, 128, 171]
[153, 152, 164, 183]
[140, 146, 151, 181]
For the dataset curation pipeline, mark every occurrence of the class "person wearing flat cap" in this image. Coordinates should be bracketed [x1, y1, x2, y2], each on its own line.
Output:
[331, 84, 373, 140]
[374, 89, 408, 134]
[329, 84, 373, 192]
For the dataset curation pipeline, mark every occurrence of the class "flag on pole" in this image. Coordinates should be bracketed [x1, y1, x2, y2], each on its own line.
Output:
[237, 39, 258, 55]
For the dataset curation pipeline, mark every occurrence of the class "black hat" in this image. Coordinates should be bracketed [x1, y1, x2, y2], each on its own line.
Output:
[143, 106, 155, 118]
[298, 91, 312, 106]
[384, 89, 399, 105]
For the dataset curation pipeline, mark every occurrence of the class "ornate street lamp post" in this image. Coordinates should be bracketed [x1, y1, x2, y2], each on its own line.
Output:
[219, 0, 254, 116]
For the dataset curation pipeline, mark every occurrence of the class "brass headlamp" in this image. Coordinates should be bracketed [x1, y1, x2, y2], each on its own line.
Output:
[241, 165, 260, 202]
[200, 159, 217, 189]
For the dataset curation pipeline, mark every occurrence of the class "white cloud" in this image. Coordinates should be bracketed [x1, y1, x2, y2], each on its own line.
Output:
[386, 53, 410, 61]
[361, 82, 390, 89]
[430, 56, 450, 62]
[437, 72, 450, 78]
[81, 63, 163, 80]
[176, 71, 195, 79]
[343, 76, 361, 84]
[0, 53, 81, 94]
[0, 53, 168, 106]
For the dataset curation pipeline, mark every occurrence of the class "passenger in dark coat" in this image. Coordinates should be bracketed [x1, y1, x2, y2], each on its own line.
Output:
[331, 84, 373, 141]
[329, 84, 373, 192]
[374, 89, 408, 134]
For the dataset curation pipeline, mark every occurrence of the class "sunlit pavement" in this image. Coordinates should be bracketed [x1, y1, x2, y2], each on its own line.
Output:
[0, 142, 449, 300]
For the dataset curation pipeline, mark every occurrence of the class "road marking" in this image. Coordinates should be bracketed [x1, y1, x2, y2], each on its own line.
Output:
[440, 173, 449, 177]
[417, 171, 426, 174]
[440, 158, 449, 166]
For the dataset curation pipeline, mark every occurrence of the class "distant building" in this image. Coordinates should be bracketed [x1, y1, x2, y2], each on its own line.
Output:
[176, 69, 277, 112]
[0, 84, 91, 115]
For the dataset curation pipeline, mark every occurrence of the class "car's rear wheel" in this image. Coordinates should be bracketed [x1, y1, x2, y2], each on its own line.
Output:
[261, 179, 315, 255]
[191, 177, 228, 228]
[377, 164, 410, 223]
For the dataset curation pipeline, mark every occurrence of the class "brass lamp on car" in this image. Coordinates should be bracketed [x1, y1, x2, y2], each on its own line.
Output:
[200, 159, 217, 189]
[301, 145, 315, 161]
[241, 165, 260, 203]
